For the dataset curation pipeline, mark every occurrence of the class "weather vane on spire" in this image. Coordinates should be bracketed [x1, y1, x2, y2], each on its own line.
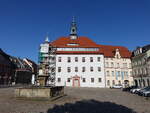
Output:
[72, 16, 75, 23]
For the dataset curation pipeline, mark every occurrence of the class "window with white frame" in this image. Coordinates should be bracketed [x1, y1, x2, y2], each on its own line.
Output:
[106, 71, 110, 76]
[118, 71, 120, 76]
[107, 80, 110, 86]
[83, 78, 86, 82]
[58, 57, 61, 62]
[57, 78, 61, 82]
[112, 71, 114, 76]
[97, 57, 101, 62]
[117, 63, 120, 68]
[98, 67, 101, 72]
[75, 67, 78, 72]
[105, 62, 109, 67]
[82, 57, 85, 62]
[123, 63, 127, 68]
[90, 57, 93, 62]
[91, 78, 94, 83]
[58, 67, 61, 72]
[67, 78, 70, 82]
[82, 67, 85, 72]
[67, 67, 71, 72]
[129, 63, 131, 68]
[75, 57, 78, 62]
[90, 67, 94, 72]
[98, 78, 101, 82]
[68, 57, 71, 62]
[111, 62, 114, 67]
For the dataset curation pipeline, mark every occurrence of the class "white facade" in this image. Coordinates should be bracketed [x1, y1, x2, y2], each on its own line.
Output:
[38, 20, 133, 88]
[55, 54, 105, 87]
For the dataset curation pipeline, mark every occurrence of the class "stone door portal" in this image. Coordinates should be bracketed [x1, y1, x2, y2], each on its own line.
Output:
[74, 79, 79, 87]
[72, 75, 80, 87]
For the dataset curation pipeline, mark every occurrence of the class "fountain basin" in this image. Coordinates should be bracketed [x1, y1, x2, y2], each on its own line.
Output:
[15, 86, 64, 99]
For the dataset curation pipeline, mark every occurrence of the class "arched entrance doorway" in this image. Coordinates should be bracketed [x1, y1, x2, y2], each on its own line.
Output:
[139, 80, 141, 87]
[134, 79, 138, 87]
[147, 79, 150, 86]
[112, 80, 115, 85]
[118, 80, 121, 85]
[72, 75, 80, 87]
[143, 79, 145, 87]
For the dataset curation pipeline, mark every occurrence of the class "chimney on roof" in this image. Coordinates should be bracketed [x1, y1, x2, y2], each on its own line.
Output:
[70, 16, 78, 40]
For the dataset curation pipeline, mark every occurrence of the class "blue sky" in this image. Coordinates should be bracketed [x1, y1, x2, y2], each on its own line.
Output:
[0, 0, 150, 62]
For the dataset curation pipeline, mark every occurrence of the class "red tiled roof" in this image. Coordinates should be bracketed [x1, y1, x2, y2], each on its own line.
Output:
[98, 45, 132, 58]
[50, 36, 131, 58]
[51, 36, 100, 48]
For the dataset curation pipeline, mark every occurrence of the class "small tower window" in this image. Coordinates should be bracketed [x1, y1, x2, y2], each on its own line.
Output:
[70, 17, 78, 40]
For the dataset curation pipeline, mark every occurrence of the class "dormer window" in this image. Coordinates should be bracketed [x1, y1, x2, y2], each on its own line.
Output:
[67, 43, 79, 46]
[70, 35, 77, 40]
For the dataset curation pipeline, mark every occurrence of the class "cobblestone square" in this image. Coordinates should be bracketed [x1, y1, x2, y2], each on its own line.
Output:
[0, 87, 150, 113]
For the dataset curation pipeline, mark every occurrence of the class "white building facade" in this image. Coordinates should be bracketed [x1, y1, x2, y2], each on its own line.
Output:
[38, 19, 133, 88]
[55, 54, 105, 87]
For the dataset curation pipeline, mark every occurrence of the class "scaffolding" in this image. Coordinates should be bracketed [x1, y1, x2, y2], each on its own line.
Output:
[38, 41, 56, 86]
[47, 45, 56, 86]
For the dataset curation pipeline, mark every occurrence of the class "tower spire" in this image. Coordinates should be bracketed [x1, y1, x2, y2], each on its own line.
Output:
[70, 16, 77, 39]
[45, 33, 49, 43]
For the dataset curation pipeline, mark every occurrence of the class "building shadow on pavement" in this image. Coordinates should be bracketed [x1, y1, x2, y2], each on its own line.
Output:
[47, 99, 136, 113]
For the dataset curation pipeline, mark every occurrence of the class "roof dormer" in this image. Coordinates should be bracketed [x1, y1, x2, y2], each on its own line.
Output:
[115, 48, 121, 59]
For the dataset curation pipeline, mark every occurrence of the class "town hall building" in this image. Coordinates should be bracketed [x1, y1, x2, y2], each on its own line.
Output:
[38, 19, 133, 88]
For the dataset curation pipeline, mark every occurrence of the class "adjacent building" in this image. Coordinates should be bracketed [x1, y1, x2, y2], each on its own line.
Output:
[132, 45, 150, 87]
[0, 48, 37, 85]
[147, 56, 150, 84]
[38, 19, 133, 87]
[0, 49, 15, 85]
[100, 45, 133, 87]
[10, 57, 37, 84]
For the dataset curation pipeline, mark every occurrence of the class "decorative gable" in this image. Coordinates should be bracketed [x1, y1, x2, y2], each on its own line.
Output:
[115, 48, 121, 59]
